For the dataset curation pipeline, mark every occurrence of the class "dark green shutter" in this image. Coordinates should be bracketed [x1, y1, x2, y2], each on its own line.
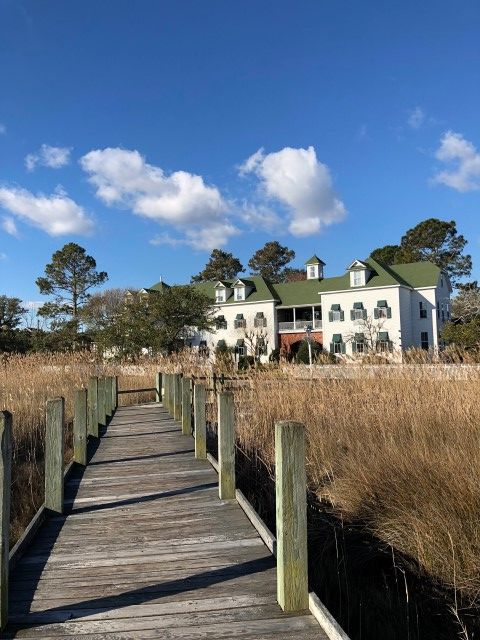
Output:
[341, 342, 346, 354]
[329, 343, 334, 354]
[352, 341, 357, 353]
[374, 308, 379, 319]
[387, 307, 392, 318]
[362, 309, 367, 320]
[350, 310, 355, 321]
[340, 311, 345, 321]
[328, 311, 333, 322]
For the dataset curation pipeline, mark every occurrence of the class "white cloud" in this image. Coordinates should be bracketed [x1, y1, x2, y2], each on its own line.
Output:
[0, 186, 94, 235]
[241, 202, 282, 233]
[80, 147, 238, 250]
[25, 144, 71, 171]
[2, 216, 18, 237]
[432, 131, 480, 192]
[239, 145, 346, 236]
[408, 106, 425, 129]
[0, 124, 6, 135]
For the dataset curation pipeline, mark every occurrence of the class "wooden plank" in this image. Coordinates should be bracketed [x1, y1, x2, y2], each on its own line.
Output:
[45, 398, 65, 514]
[173, 374, 182, 421]
[97, 378, 106, 430]
[0, 411, 12, 631]
[155, 372, 162, 403]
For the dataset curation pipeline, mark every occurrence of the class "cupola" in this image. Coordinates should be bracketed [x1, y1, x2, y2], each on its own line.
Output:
[305, 255, 325, 280]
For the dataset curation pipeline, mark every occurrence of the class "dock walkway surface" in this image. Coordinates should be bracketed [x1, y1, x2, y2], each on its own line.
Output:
[6, 403, 325, 639]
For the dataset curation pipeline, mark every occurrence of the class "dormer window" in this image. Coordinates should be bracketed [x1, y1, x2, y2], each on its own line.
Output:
[233, 278, 253, 301]
[235, 288, 245, 301]
[347, 260, 370, 288]
[215, 291, 225, 303]
[214, 281, 232, 304]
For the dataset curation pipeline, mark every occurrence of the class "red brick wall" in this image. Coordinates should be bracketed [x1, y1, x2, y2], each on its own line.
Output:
[279, 332, 323, 353]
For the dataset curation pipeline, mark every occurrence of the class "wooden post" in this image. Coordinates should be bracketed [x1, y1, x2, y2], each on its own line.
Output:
[156, 372, 163, 403]
[0, 412, 12, 631]
[74, 388, 87, 466]
[194, 383, 206, 459]
[218, 391, 235, 499]
[112, 375, 118, 411]
[275, 420, 308, 612]
[105, 377, 113, 420]
[182, 377, 191, 435]
[174, 374, 182, 421]
[97, 377, 106, 429]
[45, 397, 65, 514]
[88, 376, 98, 438]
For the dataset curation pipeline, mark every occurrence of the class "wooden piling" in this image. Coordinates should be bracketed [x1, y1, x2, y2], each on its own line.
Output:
[194, 383, 206, 459]
[98, 377, 107, 429]
[112, 375, 118, 411]
[156, 372, 163, 403]
[74, 388, 88, 466]
[0, 412, 12, 631]
[88, 376, 98, 438]
[275, 420, 308, 612]
[174, 374, 182, 421]
[45, 397, 65, 514]
[182, 377, 191, 435]
[218, 391, 235, 500]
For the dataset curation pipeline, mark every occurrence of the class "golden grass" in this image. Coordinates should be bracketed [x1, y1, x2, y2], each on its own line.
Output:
[233, 367, 480, 606]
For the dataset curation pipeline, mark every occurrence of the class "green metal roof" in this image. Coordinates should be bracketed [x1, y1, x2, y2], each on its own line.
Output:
[148, 259, 441, 307]
[305, 254, 325, 266]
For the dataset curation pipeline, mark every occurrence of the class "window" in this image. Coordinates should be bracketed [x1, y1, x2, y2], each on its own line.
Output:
[353, 271, 363, 286]
[215, 291, 225, 303]
[352, 333, 365, 353]
[419, 301, 427, 318]
[234, 313, 246, 328]
[309, 266, 316, 278]
[377, 331, 392, 352]
[330, 334, 345, 354]
[441, 302, 445, 322]
[328, 304, 344, 322]
[215, 315, 227, 330]
[437, 301, 440, 319]
[254, 312, 267, 328]
[421, 331, 429, 350]
[236, 339, 245, 357]
[351, 302, 366, 321]
[374, 300, 391, 319]
[256, 338, 267, 357]
[235, 288, 244, 301]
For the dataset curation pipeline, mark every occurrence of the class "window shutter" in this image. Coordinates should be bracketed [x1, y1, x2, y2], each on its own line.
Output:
[340, 311, 345, 321]
[362, 309, 367, 320]
[374, 308, 379, 319]
[328, 311, 333, 322]
[352, 342, 357, 353]
[350, 310, 355, 321]
[341, 342, 346, 354]
[387, 307, 392, 319]
[329, 343, 334, 354]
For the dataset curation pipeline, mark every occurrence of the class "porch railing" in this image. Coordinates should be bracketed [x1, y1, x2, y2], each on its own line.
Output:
[278, 319, 322, 332]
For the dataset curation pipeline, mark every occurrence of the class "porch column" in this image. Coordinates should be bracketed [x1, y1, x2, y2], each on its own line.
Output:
[293, 308, 296, 330]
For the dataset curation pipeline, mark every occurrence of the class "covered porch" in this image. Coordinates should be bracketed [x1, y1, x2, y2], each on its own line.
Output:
[277, 306, 322, 333]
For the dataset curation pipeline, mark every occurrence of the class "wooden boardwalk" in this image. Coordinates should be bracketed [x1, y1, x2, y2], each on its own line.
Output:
[5, 403, 325, 639]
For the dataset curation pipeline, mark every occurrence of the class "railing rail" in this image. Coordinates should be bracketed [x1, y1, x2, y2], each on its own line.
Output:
[278, 319, 322, 332]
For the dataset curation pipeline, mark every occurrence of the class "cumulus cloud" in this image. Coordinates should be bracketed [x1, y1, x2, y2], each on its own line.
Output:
[25, 144, 72, 171]
[80, 147, 238, 250]
[2, 216, 18, 237]
[0, 186, 94, 235]
[240, 203, 282, 233]
[239, 145, 346, 236]
[407, 106, 425, 129]
[432, 131, 480, 192]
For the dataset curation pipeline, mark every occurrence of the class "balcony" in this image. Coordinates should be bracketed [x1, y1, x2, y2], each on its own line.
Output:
[278, 319, 322, 333]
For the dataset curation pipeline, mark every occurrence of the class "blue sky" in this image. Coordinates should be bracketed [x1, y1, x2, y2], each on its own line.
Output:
[1, 0, 479, 306]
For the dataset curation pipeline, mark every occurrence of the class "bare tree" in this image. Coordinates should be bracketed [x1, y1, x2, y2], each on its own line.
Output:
[243, 327, 269, 362]
[344, 314, 395, 353]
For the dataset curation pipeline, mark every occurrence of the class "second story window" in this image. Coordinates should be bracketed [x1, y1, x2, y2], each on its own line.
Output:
[421, 331, 429, 350]
[215, 291, 225, 303]
[351, 302, 367, 321]
[234, 313, 246, 328]
[374, 300, 392, 319]
[215, 315, 227, 330]
[235, 287, 245, 301]
[419, 301, 427, 319]
[328, 304, 344, 322]
[254, 312, 267, 327]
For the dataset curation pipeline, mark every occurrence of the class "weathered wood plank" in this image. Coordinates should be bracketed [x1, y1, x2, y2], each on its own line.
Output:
[73, 389, 87, 466]
[45, 398, 65, 515]
[218, 392, 235, 500]
[194, 383, 206, 459]
[181, 377, 191, 436]
[0, 411, 12, 631]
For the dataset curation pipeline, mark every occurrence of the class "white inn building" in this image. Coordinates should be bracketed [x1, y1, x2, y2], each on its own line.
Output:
[147, 255, 452, 360]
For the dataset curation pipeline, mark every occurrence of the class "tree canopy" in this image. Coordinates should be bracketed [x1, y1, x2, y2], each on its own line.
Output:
[36, 243, 108, 330]
[370, 218, 471, 286]
[83, 286, 215, 358]
[0, 295, 27, 352]
[248, 241, 295, 282]
[191, 249, 244, 283]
